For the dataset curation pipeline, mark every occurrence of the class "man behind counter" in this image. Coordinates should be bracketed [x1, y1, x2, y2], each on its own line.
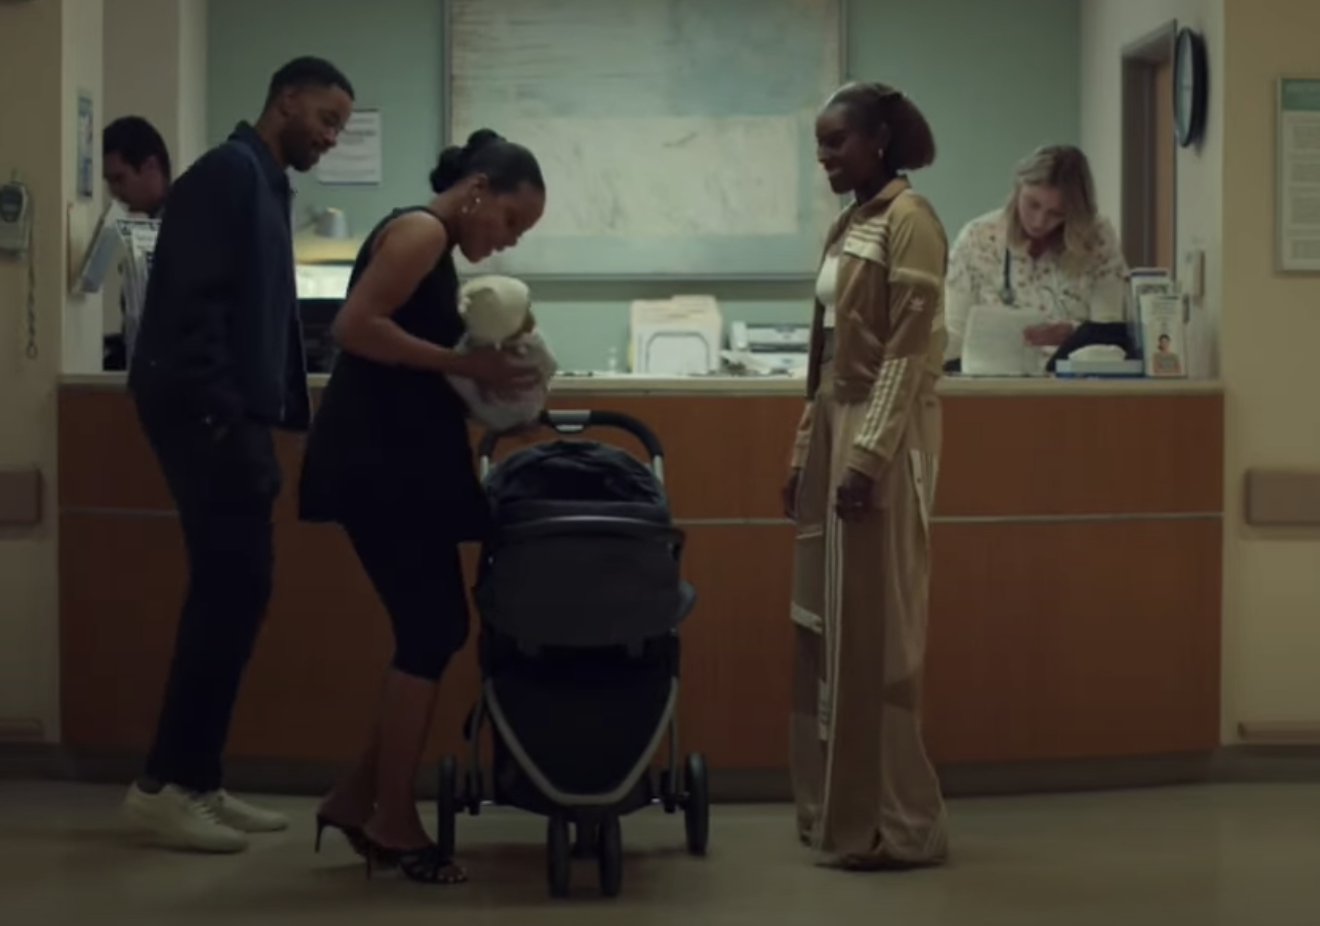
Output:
[123, 56, 356, 854]
[102, 116, 172, 370]
[103, 115, 171, 218]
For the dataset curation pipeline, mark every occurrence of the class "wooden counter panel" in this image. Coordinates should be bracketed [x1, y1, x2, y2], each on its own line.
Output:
[58, 513, 795, 769]
[492, 395, 801, 522]
[938, 393, 1224, 516]
[59, 388, 1222, 521]
[923, 517, 1222, 762]
[59, 389, 170, 513]
[59, 513, 183, 750]
[59, 511, 479, 760]
[60, 510, 1218, 768]
[56, 390, 799, 521]
[57, 384, 1224, 774]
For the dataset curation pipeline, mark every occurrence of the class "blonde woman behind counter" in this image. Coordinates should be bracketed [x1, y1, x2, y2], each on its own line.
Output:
[943, 145, 1129, 363]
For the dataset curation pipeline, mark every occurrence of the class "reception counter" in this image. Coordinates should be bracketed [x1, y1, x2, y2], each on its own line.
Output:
[56, 374, 1224, 796]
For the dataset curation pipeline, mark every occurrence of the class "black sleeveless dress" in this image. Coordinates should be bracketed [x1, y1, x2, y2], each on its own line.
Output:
[298, 207, 488, 542]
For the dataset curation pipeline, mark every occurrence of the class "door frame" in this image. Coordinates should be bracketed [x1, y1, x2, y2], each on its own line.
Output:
[1121, 21, 1179, 273]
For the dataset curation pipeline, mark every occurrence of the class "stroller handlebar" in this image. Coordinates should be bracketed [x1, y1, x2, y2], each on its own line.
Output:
[477, 409, 666, 469]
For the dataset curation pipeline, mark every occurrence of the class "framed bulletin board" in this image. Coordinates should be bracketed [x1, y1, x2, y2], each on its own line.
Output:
[1276, 77, 1320, 273]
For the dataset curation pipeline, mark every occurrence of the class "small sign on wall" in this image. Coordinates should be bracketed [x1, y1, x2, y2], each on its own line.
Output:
[76, 90, 95, 200]
[316, 108, 383, 187]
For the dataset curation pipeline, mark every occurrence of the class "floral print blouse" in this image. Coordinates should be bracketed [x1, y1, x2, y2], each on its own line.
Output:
[943, 209, 1129, 360]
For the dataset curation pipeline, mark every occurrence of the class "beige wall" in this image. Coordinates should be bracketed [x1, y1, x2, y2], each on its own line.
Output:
[1085, 0, 1320, 743]
[102, 0, 209, 180]
[1217, 0, 1320, 740]
[103, 0, 181, 156]
[64, 0, 107, 375]
[0, 0, 104, 741]
[177, 0, 210, 171]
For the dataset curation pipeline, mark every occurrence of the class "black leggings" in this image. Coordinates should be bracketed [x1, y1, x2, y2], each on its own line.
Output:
[342, 514, 471, 681]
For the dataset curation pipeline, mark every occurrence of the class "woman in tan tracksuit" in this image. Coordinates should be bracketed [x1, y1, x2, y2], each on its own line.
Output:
[784, 81, 949, 870]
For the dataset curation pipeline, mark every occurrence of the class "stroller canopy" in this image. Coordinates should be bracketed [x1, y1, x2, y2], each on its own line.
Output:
[486, 440, 670, 525]
[478, 437, 693, 650]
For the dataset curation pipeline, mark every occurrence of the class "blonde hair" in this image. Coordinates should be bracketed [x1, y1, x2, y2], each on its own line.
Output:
[1003, 145, 1099, 272]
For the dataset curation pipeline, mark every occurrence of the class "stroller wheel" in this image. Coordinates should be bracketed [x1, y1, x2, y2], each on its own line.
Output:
[682, 753, 710, 857]
[463, 769, 483, 816]
[436, 755, 460, 858]
[659, 769, 678, 814]
[547, 815, 571, 898]
[597, 814, 623, 898]
[572, 821, 598, 859]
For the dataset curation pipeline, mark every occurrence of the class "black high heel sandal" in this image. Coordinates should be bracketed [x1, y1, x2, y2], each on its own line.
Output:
[313, 814, 377, 861]
[365, 839, 467, 885]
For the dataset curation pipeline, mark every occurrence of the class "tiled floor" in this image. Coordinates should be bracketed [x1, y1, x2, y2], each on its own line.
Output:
[2, 781, 1319, 923]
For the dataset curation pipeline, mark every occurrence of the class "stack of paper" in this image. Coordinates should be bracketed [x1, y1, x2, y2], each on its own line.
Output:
[961, 305, 1039, 376]
[629, 295, 723, 375]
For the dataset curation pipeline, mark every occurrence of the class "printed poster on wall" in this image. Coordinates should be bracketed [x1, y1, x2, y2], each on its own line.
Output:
[316, 109, 383, 187]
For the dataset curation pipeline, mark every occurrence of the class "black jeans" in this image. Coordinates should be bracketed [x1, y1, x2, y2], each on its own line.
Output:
[139, 411, 282, 793]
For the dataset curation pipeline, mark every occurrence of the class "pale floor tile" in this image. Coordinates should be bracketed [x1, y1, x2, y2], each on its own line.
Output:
[2, 781, 1320, 924]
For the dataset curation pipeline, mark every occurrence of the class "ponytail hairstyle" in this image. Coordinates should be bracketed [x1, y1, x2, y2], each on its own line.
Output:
[827, 81, 937, 173]
[429, 128, 545, 195]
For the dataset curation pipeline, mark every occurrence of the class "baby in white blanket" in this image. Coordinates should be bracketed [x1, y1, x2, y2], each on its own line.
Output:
[447, 274, 557, 431]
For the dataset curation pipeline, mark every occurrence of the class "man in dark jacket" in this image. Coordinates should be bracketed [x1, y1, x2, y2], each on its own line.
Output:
[123, 56, 354, 853]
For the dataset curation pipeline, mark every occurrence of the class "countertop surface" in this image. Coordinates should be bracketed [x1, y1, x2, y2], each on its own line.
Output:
[59, 371, 1225, 397]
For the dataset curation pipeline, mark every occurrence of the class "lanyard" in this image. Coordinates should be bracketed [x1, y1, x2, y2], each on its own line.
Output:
[1000, 248, 1016, 305]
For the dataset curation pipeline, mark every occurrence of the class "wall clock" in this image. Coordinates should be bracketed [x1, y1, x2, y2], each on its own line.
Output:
[1174, 27, 1208, 148]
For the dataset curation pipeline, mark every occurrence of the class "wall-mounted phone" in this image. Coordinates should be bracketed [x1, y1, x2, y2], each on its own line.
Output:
[0, 180, 33, 256]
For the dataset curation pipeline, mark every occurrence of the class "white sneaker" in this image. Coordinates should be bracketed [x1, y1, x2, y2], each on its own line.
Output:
[204, 790, 289, 834]
[122, 783, 249, 854]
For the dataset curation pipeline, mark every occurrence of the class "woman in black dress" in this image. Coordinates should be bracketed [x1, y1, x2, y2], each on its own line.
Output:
[300, 129, 545, 883]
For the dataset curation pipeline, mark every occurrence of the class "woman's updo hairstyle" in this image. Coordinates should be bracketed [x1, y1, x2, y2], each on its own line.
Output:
[429, 128, 546, 195]
[828, 81, 937, 173]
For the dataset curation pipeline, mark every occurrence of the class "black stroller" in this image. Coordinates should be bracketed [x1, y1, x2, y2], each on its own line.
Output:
[436, 410, 710, 898]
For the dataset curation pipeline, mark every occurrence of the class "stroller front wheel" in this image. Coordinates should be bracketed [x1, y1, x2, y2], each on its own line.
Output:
[436, 755, 460, 858]
[682, 752, 710, 857]
[597, 814, 623, 898]
[658, 768, 678, 814]
[547, 815, 571, 898]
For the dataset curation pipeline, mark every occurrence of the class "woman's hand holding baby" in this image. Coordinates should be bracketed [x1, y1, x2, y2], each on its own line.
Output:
[455, 346, 541, 400]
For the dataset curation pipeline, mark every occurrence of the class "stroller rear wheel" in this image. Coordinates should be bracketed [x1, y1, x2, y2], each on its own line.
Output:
[597, 814, 623, 898]
[658, 768, 678, 814]
[463, 769, 484, 816]
[436, 755, 459, 858]
[682, 752, 710, 856]
[547, 815, 571, 898]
